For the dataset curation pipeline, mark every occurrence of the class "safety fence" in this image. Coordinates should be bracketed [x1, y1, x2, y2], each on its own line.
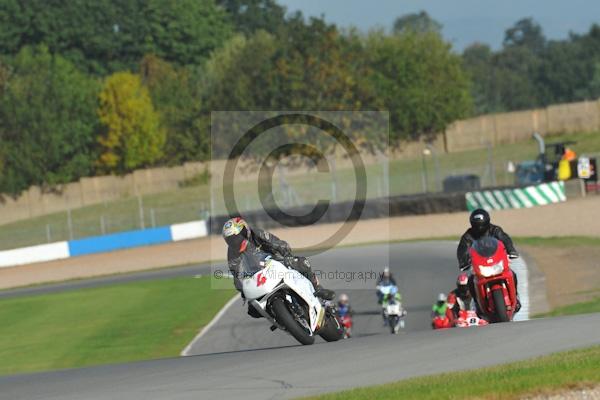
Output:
[0, 220, 207, 268]
[0, 182, 566, 268]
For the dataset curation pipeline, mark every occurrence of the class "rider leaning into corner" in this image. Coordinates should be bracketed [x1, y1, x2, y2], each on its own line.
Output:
[222, 217, 336, 318]
[456, 208, 521, 313]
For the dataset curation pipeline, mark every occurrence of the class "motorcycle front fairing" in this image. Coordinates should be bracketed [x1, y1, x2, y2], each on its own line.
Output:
[470, 238, 517, 319]
[240, 251, 324, 333]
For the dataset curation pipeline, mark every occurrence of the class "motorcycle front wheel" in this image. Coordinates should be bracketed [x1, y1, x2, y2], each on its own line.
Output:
[492, 289, 510, 322]
[272, 297, 315, 345]
[389, 316, 399, 334]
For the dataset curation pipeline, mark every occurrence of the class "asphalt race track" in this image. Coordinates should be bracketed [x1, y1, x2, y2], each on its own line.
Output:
[186, 242, 461, 354]
[1, 242, 599, 400]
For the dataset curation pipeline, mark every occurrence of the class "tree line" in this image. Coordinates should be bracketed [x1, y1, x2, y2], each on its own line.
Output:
[463, 18, 600, 114]
[1, 2, 598, 196]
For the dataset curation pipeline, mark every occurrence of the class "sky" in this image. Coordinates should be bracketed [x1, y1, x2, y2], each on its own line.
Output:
[277, 0, 600, 51]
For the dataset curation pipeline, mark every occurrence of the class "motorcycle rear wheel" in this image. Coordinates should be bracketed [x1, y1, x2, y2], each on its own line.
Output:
[272, 297, 315, 345]
[318, 313, 344, 342]
[492, 289, 510, 322]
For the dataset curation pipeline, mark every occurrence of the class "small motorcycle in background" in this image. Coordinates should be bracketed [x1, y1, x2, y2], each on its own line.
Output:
[378, 285, 407, 334]
[339, 314, 353, 338]
[337, 293, 353, 339]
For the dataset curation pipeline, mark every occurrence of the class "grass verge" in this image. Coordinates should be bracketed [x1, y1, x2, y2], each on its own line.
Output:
[302, 346, 600, 400]
[0, 275, 235, 376]
[515, 236, 600, 247]
[535, 296, 600, 318]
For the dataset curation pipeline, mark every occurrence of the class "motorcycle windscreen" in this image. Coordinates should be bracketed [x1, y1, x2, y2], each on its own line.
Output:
[471, 236, 499, 258]
[239, 251, 271, 278]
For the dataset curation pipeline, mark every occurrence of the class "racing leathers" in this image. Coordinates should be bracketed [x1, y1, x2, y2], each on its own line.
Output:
[338, 303, 353, 319]
[446, 288, 473, 322]
[456, 223, 519, 269]
[431, 301, 448, 319]
[228, 227, 292, 292]
[431, 300, 453, 329]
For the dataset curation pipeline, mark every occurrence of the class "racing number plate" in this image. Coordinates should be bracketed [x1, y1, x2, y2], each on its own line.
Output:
[256, 272, 267, 287]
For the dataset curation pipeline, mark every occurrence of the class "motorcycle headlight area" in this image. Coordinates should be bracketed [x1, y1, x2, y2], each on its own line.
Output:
[477, 260, 504, 277]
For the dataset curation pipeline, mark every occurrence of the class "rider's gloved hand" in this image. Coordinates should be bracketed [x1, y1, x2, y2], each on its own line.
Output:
[283, 256, 296, 268]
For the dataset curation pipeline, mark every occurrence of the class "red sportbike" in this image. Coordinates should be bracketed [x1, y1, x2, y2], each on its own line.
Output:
[469, 237, 518, 323]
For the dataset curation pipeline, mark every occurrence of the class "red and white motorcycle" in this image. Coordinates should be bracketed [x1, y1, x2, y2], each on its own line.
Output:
[469, 237, 518, 323]
[454, 309, 489, 328]
[240, 251, 343, 345]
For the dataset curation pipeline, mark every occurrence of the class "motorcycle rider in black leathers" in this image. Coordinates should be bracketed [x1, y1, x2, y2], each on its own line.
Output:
[222, 217, 335, 318]
[457, 209, 521, 313]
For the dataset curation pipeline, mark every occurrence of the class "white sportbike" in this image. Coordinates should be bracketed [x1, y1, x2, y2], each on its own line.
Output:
[240, 251, 343, 345]
[377, 284, 407, 334]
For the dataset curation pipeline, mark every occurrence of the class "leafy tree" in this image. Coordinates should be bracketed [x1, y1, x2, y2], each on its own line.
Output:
[588, 62, 600, 99]
[464, 18, 600, 114]
[0, 60, 9, 94]
[217, 0, 288, 36]
[366, 31, 471, 142]
[462, 43, 500, 113]
[204, 20, 384, 157]
[393, 11, 442, 36]
[274, 16, 378, 111]
[202, 30, 279, 111]
[143, 0, 233, 66]
[503, 18, 546, 53]
[97, 72, 165, 173]
[0, 45, 99, 195]
[140, 55, 207, 164]
[0, 0, 232, 75]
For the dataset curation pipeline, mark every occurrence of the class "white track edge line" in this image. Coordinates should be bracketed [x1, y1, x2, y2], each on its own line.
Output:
[180, 293, 241, 356]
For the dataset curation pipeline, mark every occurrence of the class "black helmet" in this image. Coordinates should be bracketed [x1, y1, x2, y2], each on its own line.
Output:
[469, 208, 490, 235]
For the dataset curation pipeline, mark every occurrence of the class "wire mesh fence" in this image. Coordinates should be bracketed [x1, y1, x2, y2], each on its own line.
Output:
[0, 191, 211, 250]
[1, 143, 597, 251]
